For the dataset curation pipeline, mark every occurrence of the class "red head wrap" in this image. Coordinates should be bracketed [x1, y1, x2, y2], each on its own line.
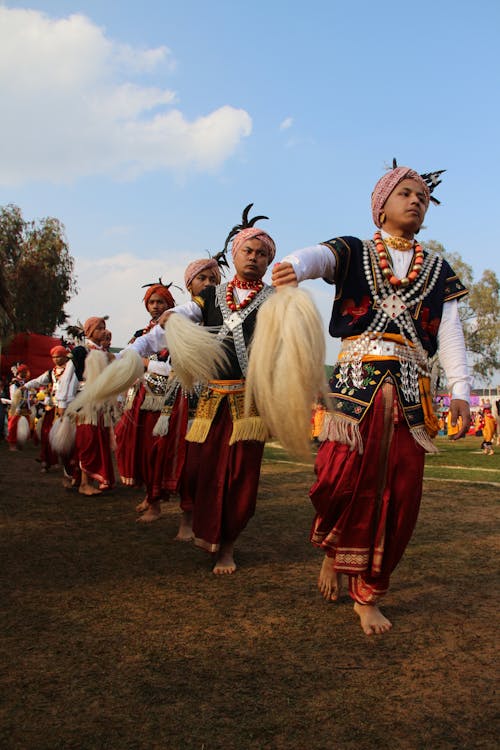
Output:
[231, 227, 276, 263]
[16, 364, 29, 375]
[83, 317, 106, 339]
[50, 345, 68, 357]
[184, 258, 221, 290]
[371, 166, 430, 228]
[143, 284, 175, 311]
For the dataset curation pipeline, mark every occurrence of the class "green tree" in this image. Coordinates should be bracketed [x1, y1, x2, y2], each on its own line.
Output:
[0, 204, 78, 339]
[423, 241, 500, 384]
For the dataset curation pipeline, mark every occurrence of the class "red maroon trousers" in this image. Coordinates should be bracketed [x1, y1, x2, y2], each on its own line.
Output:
[147, 389, 190, 507]
[115, 384, 158, 487]
[75, 419, 115, 488]
[186, 400, 264, 552]
[40, 409, 58, 468]
[310, 382, 425, 604]
[7, 415, 20, 446]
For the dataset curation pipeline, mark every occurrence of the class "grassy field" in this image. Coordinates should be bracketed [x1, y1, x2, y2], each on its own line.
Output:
[1, 437, 498, 750]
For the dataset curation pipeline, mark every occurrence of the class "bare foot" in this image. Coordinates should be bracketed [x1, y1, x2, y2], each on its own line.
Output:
[174, 511, 194, 542]
[135, 497, 149, 513]
[136, 502, 161, 523]
[318, 555, 342, 601]
[213, 542, 236, 575]
[79, 484, 102, 496]
[354, 602, 392, 636]
[62, 475, 73, 489]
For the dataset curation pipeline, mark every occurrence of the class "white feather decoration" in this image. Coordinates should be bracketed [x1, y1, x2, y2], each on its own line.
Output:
[16, 415, 31, 446]
[164, 314, 230, 391]
[245, 286, 330, 459]
[49, 416, 76, 455]
[67, 349, 144, 419]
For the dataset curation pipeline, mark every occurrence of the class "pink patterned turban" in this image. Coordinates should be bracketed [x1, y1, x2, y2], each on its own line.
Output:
[232, 227, 276, 263]
[184, 258, 221, 290]
[83, 317, 106, 339]
[371, 166, 430, 228]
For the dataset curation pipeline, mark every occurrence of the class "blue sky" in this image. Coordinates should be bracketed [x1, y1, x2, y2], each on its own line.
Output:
[0, 0, 499, 370]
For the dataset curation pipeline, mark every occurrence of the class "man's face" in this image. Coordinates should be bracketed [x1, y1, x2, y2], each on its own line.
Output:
[146, 293, 170, 319]
[383, 178, 428, 235]
[52, 354, 67, 367]
[233, 238, 269, 282]
[190, 269, 219, 296]
[90, 321, 107, 345]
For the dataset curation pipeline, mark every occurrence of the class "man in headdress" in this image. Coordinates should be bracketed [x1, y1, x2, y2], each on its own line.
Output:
[69, 316, 115, 495]
[23, 345, 72, 471]
[139, 257, 222, 528]
[6, 364, 31, 450]
[115, 282, 176, 503]
[273, 163, 471, 635]
[155, 226, 276, 573]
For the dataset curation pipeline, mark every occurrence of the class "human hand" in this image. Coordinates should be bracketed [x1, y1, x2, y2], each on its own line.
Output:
[272, 262, 298, 287]
[157, 310, 174, 327]
[448, 399, 471, 440]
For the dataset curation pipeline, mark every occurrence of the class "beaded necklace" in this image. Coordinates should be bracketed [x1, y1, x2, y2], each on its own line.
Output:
[373, 231, 424, 288]
[336, 240, 444, 403]
[226, 276, 264, 312]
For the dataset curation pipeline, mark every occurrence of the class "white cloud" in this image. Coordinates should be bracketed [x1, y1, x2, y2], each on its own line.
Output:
[63, 252, 192, 348]
[0, 8, 252, 185]
[279, 117, 293, 131]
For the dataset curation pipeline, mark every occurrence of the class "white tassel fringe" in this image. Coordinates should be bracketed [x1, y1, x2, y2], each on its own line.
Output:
[164, 314, 229, 391]
[245, 286, 330, 459]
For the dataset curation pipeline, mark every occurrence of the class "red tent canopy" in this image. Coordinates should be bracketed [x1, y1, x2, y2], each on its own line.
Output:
[1, 332, 64, 379]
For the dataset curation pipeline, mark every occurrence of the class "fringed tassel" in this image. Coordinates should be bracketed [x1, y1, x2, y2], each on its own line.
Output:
[321, 413, 364, 454]
[411, 426, 439, 453]
[35, 416, 44, 440]
[229, 417, 268, 445]
[16, 415, 31, 446]
[152, 413, 170, 437]
[9, 388, 22, 417]
[141, 393, 168, 411]
[49, 416, 76, 456]
[185, 418, 213, 444]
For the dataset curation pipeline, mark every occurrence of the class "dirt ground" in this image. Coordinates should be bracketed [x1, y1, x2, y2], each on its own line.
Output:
[1, 441, 499, 750]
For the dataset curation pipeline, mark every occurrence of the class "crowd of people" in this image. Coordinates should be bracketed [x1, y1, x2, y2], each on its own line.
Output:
[2, 162, 484, 636]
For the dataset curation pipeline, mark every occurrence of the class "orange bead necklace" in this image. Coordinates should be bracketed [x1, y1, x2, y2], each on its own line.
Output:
[373, 231, 424, 288]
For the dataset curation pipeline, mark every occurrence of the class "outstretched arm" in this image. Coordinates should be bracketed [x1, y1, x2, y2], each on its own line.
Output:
[272, 244, 336, 287]
[437, 300, 471, 440]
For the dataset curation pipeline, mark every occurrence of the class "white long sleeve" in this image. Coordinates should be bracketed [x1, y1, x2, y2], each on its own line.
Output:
[24, 371, 51, 390]
[123, 324, 167, 357]
[280, 244, 337, 282]
[437, 300, 471, 402]
[281, 245, 471, 402]
[56, 361, 80, 408]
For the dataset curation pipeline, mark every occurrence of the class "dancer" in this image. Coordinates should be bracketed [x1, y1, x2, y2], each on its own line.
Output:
[6, 364, 31, 451]
[145, 257, 222, 530]
[157, 210, 276, 573]
[482, 407, 496, 455]
[114, 281, 176, 510]
[69, 317, 116, 495]
[23, 345, 71, 471]
[272, 162, 471, 634]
